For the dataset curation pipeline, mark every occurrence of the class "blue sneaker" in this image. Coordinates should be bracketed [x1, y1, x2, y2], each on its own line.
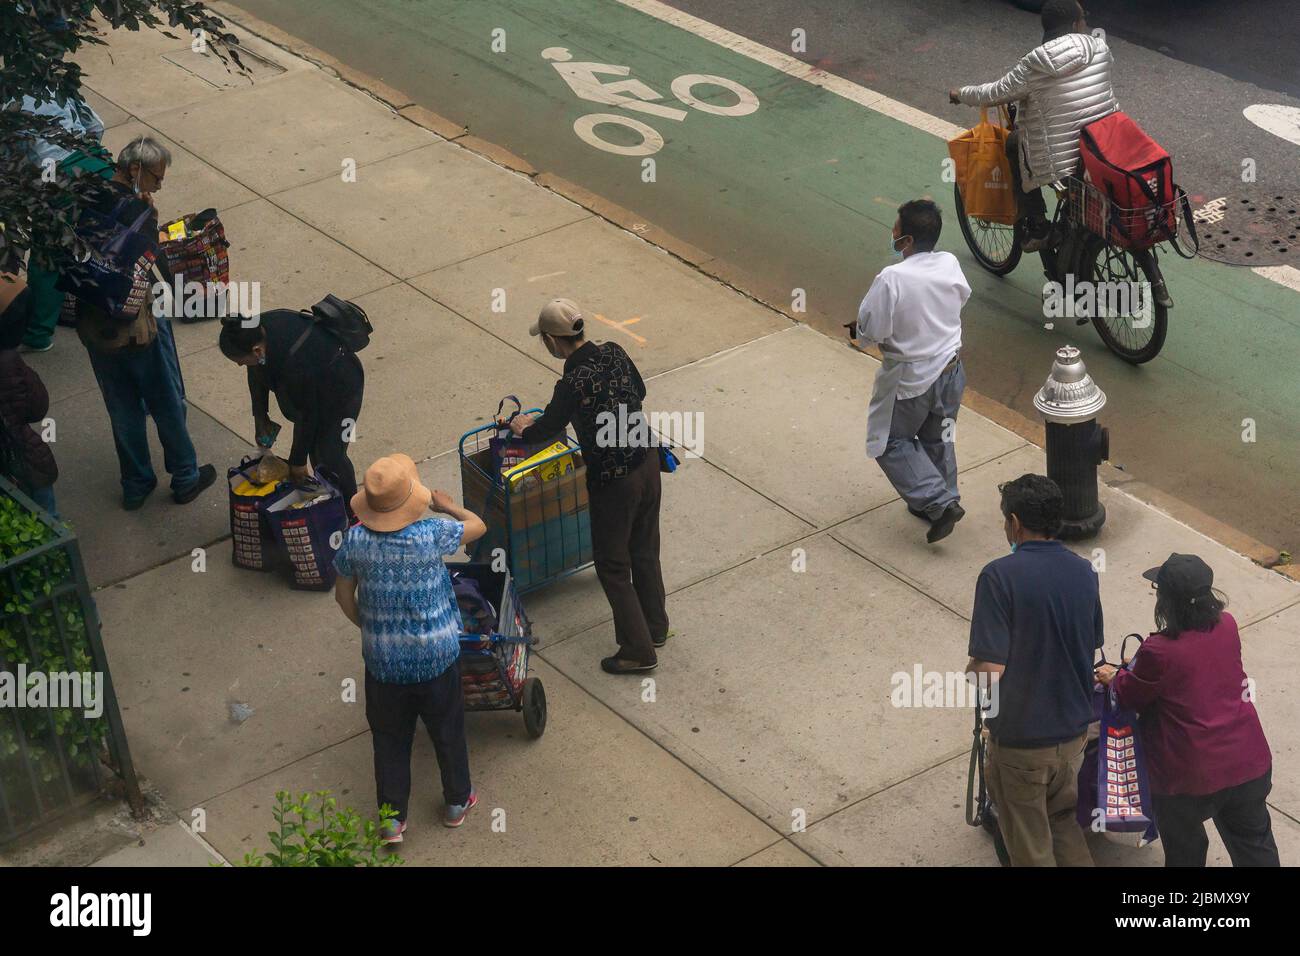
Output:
[379, 819, 406, 845]
[444, 791, 478, 828]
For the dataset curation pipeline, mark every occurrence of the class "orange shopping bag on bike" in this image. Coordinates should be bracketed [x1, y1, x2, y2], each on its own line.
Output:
[948, 108, 1018, 225]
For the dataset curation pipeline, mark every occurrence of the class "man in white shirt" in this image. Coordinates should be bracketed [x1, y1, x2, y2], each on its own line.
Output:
[854, 199, 972, 543]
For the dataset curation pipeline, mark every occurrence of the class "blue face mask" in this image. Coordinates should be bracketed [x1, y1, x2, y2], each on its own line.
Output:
[1010, 542, 1018, 553]
[890, 235, 911, 260]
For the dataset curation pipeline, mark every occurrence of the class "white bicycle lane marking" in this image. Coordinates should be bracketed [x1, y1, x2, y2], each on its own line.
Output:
[542, 46, 758, 156]
[616, 0, 1300, 298]
[1244, 104, 1300, 148]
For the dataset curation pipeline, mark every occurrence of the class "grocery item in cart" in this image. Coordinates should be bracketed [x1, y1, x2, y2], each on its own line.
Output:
[501, 440, 575, 491]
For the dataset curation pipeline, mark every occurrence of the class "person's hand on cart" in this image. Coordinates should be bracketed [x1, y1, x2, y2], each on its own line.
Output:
[505, 412, 535, 437]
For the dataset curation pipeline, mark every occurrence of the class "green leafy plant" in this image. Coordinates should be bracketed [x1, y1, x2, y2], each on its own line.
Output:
[2, 2, 246, 274]
[239, 791, 405, 867]
[0, 490, 104, 787]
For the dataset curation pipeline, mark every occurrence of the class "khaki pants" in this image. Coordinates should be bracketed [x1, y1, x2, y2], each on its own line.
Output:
[987, 733, 1094, 867]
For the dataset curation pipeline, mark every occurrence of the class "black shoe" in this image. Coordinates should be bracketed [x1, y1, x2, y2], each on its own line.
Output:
[601, 654, 657, 675]
[173, 464, 217, 504]
[652, 629, 675, 649]
[123, 484, 157, 511]
[926, 502, 966, 544]
[1151, 278, 1173, 308]
[907, 506, 932, 521]
[1020, 219, 1051, 252]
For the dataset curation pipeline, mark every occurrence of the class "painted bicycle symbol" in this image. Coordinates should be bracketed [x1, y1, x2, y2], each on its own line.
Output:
[542, 47, 759, 156]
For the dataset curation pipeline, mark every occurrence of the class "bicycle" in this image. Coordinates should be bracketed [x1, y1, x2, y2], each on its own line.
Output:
[954, 108, 1198, 364]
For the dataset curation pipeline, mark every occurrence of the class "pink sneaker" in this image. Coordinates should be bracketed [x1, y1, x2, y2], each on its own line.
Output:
[379, 819, 406, 844]
[444, 791, 478, 828]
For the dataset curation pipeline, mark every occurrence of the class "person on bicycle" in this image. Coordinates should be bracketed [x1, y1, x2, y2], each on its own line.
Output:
[948, 0, 1117, 252]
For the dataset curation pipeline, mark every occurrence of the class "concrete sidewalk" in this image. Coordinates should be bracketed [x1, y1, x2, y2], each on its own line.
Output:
[8, 14, 1300, 867]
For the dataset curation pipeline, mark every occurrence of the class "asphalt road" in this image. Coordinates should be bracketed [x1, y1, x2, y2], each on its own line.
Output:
[1050, 0, 1300, 99]
[226, 0, 1300, 554]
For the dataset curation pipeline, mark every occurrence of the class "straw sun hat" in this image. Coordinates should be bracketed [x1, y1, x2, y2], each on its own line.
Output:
[351, 453, 433, 532]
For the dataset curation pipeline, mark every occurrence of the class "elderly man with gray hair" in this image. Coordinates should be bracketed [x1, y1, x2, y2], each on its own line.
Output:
[74, 135, 217, 510]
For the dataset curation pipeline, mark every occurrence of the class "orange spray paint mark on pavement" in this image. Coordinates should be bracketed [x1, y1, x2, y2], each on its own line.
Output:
[591, 312, 647, 345]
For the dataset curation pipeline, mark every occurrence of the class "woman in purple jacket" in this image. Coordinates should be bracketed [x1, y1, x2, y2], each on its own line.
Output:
[1097, 553, 1279, 867]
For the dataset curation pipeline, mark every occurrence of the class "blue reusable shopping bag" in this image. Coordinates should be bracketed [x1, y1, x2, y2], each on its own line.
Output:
[1078, 636, 1158, 843]
[57, 196, 158, 321]
[264, 471, 349, 591]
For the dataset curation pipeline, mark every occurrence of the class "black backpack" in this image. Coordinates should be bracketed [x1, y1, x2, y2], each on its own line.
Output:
[301, 295, 372, 352]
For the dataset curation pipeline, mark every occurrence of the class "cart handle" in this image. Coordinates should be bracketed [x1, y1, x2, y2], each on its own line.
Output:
[457, 408, 547, 455]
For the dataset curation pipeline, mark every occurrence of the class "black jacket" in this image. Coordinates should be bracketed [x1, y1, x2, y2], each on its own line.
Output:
[0, 349, 57, 489]
[522, 341, 648, 486]
[247, 309, 360, 466]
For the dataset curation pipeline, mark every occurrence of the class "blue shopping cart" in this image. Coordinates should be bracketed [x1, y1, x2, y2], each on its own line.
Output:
[458, 407, 594, 593]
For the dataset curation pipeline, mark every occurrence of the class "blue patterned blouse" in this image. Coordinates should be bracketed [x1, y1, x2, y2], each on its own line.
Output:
[333, 517, 466, 683]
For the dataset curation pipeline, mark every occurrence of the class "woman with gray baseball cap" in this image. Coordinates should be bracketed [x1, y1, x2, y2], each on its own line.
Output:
[1097, 553, 1278, 866]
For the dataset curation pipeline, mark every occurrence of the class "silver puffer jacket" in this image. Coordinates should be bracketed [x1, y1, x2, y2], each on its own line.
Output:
[958, 33, 1118, 190]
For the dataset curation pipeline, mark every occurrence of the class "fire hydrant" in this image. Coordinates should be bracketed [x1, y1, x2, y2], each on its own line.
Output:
[1032, 346, 1109, 540]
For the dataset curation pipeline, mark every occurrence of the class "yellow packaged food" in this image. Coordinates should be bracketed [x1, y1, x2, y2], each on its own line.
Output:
[501, 441, 574, 490]
[232, 478, 280, 497]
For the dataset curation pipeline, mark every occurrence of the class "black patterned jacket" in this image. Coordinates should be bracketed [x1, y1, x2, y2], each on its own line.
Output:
[522, 341, 648, 487]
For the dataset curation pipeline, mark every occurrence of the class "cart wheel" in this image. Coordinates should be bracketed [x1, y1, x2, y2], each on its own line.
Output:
[522, 677, 547, 739]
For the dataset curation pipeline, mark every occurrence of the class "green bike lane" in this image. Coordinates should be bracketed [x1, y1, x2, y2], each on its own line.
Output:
[227, 0, 1300, 553]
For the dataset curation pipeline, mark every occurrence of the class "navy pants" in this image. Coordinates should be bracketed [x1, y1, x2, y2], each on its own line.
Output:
[1153, 770, 1280, 867]
[365, 664, 472, 822]
[86, 317, 199, 499]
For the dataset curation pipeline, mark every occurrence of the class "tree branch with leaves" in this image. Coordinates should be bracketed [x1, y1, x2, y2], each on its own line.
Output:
[1, 1, 247, 273]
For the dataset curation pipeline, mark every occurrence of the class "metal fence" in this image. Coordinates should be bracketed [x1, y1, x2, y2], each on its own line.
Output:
[0, 476, 142, 844]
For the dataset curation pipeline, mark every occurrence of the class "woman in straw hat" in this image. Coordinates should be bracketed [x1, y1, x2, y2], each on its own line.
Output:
[333, 453, 487, 842]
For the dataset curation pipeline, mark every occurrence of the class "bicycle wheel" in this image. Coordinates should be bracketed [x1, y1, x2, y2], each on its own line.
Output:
[954, 182, 1022, 275]
[1074, 236, 1168, 364]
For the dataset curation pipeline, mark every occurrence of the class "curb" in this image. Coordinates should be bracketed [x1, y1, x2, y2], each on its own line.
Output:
[209, 1, 1291, 578]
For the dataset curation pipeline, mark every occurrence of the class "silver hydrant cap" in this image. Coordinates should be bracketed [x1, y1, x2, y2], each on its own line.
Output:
[1033, 345, 1106, 424]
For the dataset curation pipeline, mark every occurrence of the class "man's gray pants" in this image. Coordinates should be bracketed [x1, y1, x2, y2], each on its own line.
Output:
[875, 362, 965, 519]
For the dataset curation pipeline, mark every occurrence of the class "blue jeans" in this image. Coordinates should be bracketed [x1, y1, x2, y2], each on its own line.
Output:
[86, 318, 199, 499]
[876, 361, 966, 519]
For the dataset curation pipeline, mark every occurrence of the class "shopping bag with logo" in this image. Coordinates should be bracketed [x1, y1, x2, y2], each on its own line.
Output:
[947, 107, 1018, 225]
[1077, 636, 1158, 845]
[157, 208, 231, 320]
[264, 471, 349, 591]
[227, 455, 293, 571]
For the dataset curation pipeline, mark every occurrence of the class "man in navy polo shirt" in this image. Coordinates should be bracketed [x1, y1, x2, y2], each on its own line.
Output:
[967, 474, 1102, 866]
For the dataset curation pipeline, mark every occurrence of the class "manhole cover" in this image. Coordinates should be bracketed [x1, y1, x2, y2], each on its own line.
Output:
[1191, 194, 1300, 266]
